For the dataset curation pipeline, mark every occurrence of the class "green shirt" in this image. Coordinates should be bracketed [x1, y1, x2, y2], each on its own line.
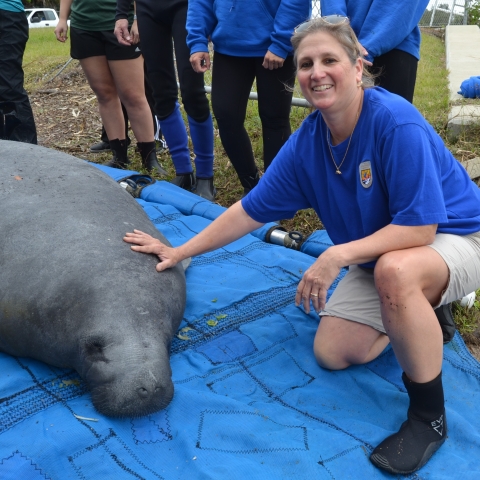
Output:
[70, 0, 133, 32]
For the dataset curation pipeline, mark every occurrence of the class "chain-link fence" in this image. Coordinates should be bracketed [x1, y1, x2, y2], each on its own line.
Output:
[420, 0, 474, 26]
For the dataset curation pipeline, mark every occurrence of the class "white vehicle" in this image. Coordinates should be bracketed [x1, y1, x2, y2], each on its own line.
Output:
[25, 8, 70, 28]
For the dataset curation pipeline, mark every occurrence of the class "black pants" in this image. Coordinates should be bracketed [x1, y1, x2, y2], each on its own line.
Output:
[211, 52, 295, 176]
[135, 2, 210, 122]
[372, 49, 418, 103]
[0, 9, 37, 144]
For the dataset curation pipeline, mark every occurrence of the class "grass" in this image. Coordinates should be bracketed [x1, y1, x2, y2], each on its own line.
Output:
[23, 27, 71, 91]
[413, 31, 450, 131]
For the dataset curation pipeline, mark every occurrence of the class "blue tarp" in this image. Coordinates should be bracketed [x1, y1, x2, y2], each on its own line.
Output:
[1, 165, 479, 479]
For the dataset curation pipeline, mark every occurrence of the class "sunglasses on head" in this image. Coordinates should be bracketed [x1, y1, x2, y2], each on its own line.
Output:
[295, 15, 350, 34]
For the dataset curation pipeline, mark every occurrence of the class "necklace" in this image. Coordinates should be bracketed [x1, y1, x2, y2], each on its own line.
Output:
[326, 92, 363, 175]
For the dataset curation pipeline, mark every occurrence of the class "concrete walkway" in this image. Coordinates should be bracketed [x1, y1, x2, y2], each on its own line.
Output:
[445, 25, 480, 136]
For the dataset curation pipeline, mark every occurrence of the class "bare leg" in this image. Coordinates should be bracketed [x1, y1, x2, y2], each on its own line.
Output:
[314, 316, 389, 370]
[370, 246, 449, 474]
[108, 56, 154, 143]
[374, 246, 448, 383]
[79, 56, 125, 141]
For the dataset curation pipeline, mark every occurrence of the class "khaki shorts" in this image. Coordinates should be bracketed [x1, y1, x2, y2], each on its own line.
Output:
[319, 232, 480, 333]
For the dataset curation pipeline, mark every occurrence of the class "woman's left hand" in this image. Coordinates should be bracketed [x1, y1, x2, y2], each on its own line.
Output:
[130, 20, 140, 44]
[295, 248, 343, 314]
[262, 51, 285, 70]
[114, 19, 132, 46]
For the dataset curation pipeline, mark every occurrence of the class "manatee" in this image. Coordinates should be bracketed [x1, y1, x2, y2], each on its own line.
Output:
[0, 140, 186, 417]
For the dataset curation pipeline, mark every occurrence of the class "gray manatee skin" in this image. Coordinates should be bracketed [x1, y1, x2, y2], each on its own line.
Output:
[0, 140, 186, 417]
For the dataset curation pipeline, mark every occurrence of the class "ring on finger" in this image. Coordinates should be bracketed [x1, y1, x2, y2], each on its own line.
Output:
[310, 293, 318, 297]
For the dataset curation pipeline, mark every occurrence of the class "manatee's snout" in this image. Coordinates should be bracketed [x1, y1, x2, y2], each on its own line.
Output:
[88, 370, 175, 418]
[81, 334, 175, 417]
[134, 375, 175, 409]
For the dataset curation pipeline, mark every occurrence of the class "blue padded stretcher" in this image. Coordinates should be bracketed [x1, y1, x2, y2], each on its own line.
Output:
[0, 164, 479, 479]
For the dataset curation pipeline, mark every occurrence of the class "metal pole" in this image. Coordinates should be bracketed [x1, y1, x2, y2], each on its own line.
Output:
[448, 0, 455, 25]
[430, 0, 440, 26]
[464, 0, 470, 24]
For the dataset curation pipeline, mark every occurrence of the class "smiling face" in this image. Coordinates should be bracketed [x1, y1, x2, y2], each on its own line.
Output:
[296, 31, 363, 115]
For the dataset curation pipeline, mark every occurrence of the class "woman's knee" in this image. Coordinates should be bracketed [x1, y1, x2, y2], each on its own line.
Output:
[314, 344, 350, 370]
[313, 335, 352, 371]
[91, 83, 118, 106]
[374, 251, 417, 296]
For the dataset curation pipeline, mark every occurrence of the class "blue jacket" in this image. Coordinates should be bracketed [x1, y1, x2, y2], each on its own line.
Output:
[187, 0, 310, 58]
[321, 0, 430, 61]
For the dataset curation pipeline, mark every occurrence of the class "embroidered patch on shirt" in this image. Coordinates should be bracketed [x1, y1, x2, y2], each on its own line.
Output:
[359, 161, 373, 188]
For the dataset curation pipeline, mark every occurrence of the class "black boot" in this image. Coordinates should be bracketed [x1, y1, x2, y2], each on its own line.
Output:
[137, 141, 168, 176]
[370, 372, 447, 474]
[90, 140, 110, 152]
[434, 303, 456, 344]
[171, 172, 196, 191]
[106, 138, 129, 169]
[195, 177, 216, 202]
[240, 170, 260, 197]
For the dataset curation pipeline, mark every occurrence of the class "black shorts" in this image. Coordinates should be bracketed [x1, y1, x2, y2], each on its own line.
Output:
[70, 27, 142, 61]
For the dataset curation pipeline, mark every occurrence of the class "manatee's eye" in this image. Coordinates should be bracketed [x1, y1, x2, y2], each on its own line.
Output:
[84, 337, 106, 360]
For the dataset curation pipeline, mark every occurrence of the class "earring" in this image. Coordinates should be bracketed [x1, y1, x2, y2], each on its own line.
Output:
[357, 80, 364, 88]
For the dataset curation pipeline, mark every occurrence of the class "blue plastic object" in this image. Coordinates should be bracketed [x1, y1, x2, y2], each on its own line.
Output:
[458, 75, 480, 98]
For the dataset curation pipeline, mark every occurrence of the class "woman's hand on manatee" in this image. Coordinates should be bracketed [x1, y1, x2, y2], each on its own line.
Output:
[123, 229, 180, 271]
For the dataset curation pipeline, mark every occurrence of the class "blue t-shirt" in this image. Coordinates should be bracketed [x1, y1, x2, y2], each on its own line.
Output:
[242, 88, 480, 266]
[0, 0, 24, 13]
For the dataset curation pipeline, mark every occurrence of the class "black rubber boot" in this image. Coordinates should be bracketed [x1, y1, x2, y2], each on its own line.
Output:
[106, 138, 130, 169]
[171, 172, 196, 192]
[240, 169, 260, 197]
[137, 141, 168, 176]
[434, 303, 456, 344]
[90, 140, 110, 152]
[370, 372, 447, 474]
[195, 177, 216, 202]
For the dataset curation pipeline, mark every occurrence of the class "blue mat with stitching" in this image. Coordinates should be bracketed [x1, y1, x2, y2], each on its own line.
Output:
[0, 164, 479, 480]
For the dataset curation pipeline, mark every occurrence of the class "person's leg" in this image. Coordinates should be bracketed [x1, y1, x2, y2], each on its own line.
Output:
[369, 246, 448, 474]
[255, 56, 295, 170]
[375, 247, 447, 382]
[314, 317, 389, 369]
[143, 63, 165, 147]
[372, 49, 418, 103]
[211, 52, 259, 193]
[79, 56, 125, 141]
[0, 10, 37, 144]
[136, 4, 192, 181]
[315, 265, 390, 369]
[170, 5, 215, 200]
[315, 254, 448, 474]
[108, 56, 154, 143]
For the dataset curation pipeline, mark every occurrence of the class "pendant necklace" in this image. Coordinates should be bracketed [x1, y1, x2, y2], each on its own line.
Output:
[326, 92, 363, 175]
